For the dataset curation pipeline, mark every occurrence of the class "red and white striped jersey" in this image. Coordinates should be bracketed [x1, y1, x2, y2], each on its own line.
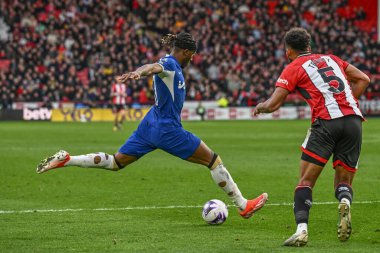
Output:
[111, 83, 127, 105]
[276, 53, 363, 122]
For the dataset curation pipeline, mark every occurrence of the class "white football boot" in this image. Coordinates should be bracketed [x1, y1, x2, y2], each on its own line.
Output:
[36, 150, 70, 174]
[337, 202, 352, 241]
[283, 230, 308, 247]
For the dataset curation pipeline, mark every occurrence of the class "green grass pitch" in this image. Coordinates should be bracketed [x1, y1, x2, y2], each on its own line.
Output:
[0, 120, 379, 252]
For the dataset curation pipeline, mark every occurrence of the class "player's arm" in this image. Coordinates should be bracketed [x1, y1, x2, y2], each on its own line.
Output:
[110, 85, 117, 97]
[344, 64, 370, 99]
[254, 87, 289, 115]
[116, 63, 163, 83]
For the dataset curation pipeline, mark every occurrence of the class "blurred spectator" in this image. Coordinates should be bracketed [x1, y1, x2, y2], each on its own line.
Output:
[196, 101, 206, 121]
[217, 94, 229, 108]
[0, 0, 378, 110]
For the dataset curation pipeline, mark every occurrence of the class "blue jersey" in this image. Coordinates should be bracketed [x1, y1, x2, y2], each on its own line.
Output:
[143, 55, 185, 128]
[118, 55, 201, 159]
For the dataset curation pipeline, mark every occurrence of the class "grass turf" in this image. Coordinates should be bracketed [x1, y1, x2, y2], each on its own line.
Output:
[0, 120, 379, 252]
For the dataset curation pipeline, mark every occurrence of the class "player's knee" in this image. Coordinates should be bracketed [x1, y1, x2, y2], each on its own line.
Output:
[208, 153, 223, 170]
[112, 154, 126, 171]
[298, 178, 315, 188]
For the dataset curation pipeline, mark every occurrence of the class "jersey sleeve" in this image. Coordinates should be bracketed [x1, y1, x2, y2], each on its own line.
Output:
[275, 65, 298, 92]
[157, 57, 175, 78]
[329, 54, 349, 70]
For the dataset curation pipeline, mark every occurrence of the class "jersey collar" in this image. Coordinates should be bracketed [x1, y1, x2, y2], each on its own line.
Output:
[297, 52, 312, 58]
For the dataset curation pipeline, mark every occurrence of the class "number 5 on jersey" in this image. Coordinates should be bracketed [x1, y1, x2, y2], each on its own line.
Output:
[317, 66, 345, 94]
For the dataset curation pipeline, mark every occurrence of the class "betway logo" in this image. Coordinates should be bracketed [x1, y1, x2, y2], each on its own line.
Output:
[23, 108, 52, 121]
[277, 78, 288, 85]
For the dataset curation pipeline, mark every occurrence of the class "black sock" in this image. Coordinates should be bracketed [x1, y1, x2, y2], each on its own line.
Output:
[335, 183, 353, 204]
[294, 186, 313, 224]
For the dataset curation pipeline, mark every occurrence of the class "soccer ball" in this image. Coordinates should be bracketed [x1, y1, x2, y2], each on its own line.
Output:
[202, 199, 228, 225]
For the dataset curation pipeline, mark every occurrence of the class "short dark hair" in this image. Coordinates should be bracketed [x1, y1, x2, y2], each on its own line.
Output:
[161, 32, 197, 52]
[284, 28, 311, 52]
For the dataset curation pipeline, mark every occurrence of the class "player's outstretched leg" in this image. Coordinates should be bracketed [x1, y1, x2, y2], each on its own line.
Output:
[37, 150, 70, 173]
[36, 151, 124, 173]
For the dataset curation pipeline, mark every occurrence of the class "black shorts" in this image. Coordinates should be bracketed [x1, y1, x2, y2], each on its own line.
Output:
[301, 115, 362, 172]
[112, 104, 128, 112]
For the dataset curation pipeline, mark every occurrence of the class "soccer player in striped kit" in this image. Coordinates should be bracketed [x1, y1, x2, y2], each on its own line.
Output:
[37, 32, 268, 220]
[111, 82, 128, 131]
[254, 28, 370, 246]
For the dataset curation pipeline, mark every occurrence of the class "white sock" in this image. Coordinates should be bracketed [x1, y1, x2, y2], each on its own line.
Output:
[296, 223, 308, 234]
[210, 164, 247, 210]
[341, 197, 351, 207]
[66, 152, 117, 170]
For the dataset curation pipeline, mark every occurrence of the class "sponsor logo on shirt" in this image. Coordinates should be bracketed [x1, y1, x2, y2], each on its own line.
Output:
[178, 81, 185, 89]
[277, 78, 289, 85]
[159, 58, 168, 64]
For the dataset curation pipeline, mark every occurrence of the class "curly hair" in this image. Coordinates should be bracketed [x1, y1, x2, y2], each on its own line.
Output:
[284, 28, 311, 52]
[161, 32, 197, 52]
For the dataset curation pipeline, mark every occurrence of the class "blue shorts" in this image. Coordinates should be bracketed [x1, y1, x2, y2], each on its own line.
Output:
[118, 121, 201, 160]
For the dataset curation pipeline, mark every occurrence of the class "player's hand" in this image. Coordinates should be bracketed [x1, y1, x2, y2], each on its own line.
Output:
[253, 103, 264, 116]
[116, 72, 141, 83]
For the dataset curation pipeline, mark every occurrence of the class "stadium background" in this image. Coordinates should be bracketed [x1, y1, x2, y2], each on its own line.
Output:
[0, 0, 379, 121]
[1, 1, 380, 252]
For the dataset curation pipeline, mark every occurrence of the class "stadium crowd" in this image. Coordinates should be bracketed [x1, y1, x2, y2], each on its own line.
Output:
[0, 0, 379, 109]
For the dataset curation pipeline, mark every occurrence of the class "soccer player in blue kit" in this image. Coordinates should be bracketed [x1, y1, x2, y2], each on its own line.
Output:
[37, 32, 268, 218]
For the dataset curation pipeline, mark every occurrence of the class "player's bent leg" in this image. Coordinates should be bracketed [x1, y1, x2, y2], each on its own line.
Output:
[334, 165, 355, 242]
[113, 152, 138, 169]
[186, 140, 213, 166]
[187, 141, 248, 209]
[187, 141, 268, 218]
[36, 150, 137, 173]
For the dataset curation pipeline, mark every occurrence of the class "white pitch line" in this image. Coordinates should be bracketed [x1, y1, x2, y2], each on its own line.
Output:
[0, 200, 379, 215]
